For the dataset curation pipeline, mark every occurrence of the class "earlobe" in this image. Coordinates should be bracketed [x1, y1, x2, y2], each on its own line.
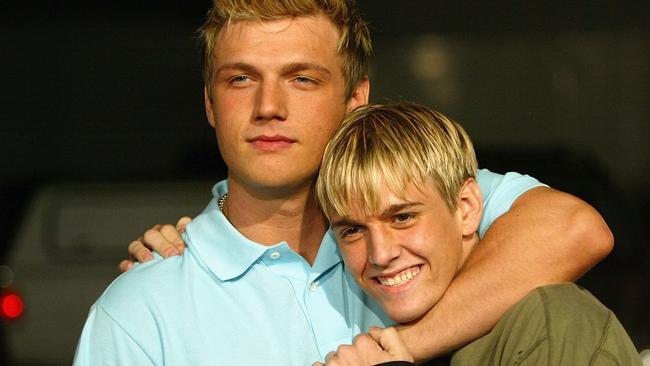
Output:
[346, 77, 370, 113]
[204, 86, 216, 127]
[458, 179, 483, 236]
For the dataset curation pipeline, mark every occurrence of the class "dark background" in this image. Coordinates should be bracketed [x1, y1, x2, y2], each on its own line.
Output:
[1, 0, 648, 364]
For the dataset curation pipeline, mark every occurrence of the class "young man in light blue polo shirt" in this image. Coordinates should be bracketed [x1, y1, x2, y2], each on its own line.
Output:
[312, 102, 640, 365]
[75, 1, 614, 364]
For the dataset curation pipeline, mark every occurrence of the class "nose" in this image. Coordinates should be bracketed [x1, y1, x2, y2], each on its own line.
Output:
[367, 228, 401, 268]
[253, 79, 288, 123]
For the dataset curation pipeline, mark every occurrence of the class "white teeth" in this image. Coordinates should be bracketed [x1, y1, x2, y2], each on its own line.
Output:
[378, 267, 420, 287]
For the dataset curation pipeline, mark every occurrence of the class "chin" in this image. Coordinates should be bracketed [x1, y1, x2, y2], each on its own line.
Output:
[385, 303, 429, 324]
[239, 169, 316, 192]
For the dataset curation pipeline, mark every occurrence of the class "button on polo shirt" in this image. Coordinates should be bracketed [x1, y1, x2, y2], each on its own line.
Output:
[309, 282, 318, 292]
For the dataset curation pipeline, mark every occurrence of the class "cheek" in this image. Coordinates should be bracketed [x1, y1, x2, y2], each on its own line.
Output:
[416, 229, 462, 275]
[295, 93, 346, 129]
[309, 130, 338, 156]
[215, 97, 241, 121]
[339, 245, 367, 278]
[212, 99, 246, 137]
[401, 228, 435, 254]
[214, 86, 253, 117]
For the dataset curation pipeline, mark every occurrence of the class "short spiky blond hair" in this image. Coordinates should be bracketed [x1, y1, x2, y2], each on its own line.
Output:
[316, 102, 478, 220]
[199, 0, 372, 100]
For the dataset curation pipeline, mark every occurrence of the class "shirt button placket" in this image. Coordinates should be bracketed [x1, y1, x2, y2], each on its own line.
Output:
[304, 277, 321, 357]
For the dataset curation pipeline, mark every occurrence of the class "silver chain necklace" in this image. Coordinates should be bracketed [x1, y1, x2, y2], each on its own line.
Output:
[218, 193, 228, 211]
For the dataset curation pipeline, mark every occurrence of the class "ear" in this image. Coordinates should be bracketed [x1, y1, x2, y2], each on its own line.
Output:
[345, 76, 370, 113]
[457, 178, 483, 237]
[204, 86, 216, 128]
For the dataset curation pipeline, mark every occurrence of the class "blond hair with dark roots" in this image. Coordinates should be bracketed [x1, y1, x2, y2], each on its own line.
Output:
[199, 0, 372, 100]
[316, 102, 478, 221]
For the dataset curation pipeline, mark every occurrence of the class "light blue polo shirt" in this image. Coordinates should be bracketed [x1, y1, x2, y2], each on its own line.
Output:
[73, 169, 544, 365]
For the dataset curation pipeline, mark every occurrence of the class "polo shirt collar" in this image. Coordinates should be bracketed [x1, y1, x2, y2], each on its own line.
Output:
[185, 180, 275, 281]
[185, 180, 344, 281]
[311, 228, 343, 277]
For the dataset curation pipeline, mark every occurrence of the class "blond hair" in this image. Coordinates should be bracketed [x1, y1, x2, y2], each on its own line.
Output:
[316, 102, 478, 220]
[199, 0, 372, 100]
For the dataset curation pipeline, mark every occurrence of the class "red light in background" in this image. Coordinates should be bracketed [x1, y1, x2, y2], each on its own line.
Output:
[1, 293, 24, 319]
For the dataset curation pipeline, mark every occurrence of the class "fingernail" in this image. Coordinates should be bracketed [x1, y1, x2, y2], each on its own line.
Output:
[164, 248, 179, 257]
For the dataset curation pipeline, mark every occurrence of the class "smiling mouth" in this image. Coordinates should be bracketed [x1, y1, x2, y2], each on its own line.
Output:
[376, 266, 421, 287]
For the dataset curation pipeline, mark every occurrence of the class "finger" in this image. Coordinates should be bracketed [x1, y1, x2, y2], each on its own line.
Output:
[331, 344, 368, 366]
[350, 333, 387, 365]
[159, 224, 187, 253]
[117, 259, 134, 273]
[352, 333, 382, 351]
[324, 351, 336, 362]
[176, 216, 193, 233]
[369, 327, 413, 362]
[140, 225, 163, 248]
[150, 224, 162, 233]
[367, 326, 384, 342]
[128, 240, 153, 262]
[324, 351, 344, 365]
[311, 363, 325, 366]
[143, 228, 179, 257]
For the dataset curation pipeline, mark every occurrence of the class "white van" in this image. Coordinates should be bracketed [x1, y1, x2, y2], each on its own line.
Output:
[5, 180, 213, 365]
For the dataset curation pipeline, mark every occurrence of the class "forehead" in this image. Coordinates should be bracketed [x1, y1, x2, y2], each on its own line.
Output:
[334, 180, 443, 221]
[213, 15, 341, 66]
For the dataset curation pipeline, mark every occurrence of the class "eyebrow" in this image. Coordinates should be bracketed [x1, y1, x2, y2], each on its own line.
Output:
[331, 218, 359, 229]
[214, 62, 259, 76]
[379, 202, 423, 219]
[215, 62, 332, 78]
[331, 202, 424, 228]
[279, 62, 332, 77]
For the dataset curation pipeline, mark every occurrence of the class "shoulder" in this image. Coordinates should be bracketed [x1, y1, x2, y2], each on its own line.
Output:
[476, 169, 547, 236]
[96, 253, 193, 316]
[476, 168, 546, 197]
[75, 258, 195, 366]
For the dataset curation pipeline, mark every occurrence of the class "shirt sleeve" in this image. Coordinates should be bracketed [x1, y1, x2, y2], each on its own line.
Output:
[73, 303, 156, 366]
[476, 169, 548, 238]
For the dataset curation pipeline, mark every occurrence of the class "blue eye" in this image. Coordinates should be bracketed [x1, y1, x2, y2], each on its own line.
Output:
[293, 76, 320, 86]
[229, 75, 251, 84]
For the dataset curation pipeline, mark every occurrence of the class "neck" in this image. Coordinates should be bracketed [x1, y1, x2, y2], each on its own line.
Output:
[223, 177, 328, 266]
[459, 232, 480, 270]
